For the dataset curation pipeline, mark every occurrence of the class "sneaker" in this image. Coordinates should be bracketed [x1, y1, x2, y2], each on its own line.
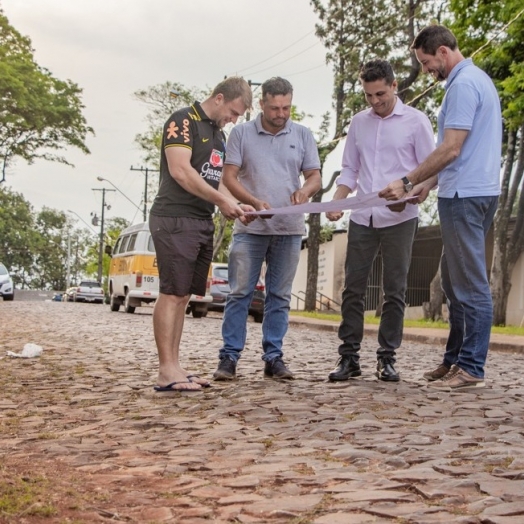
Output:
[213, 357, 237, 381]
[423, 364, 450, 382]
[264, 357, 294, 379]
[427, 365, 485, 390]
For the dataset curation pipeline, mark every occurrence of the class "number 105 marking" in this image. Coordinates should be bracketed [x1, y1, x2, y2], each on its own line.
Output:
[143, 276, 155, 283]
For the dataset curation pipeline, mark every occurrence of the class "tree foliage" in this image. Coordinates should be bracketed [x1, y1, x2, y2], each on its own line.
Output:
[0, 9, 93, 182]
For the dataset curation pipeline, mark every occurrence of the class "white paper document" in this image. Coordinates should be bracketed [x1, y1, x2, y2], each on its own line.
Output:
[245, 192, 416, 216]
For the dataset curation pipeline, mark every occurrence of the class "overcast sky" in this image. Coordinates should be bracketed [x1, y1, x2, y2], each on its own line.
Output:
[2, 0, 344, 230]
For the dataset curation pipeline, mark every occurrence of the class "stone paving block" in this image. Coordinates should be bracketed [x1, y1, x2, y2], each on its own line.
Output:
[481, 501, 524, 516]
[244, 494, 323, 515]
[332, 489, 417, 502]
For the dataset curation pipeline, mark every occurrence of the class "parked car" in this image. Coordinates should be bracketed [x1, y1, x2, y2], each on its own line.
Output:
[0, 263, 14, 301]
[208, 263, 265, 323]
[70, 280, 105, 303]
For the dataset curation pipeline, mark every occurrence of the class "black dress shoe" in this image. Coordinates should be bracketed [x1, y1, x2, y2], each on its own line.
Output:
[376, 356, 399, 382]
[328, 355, 361, 381]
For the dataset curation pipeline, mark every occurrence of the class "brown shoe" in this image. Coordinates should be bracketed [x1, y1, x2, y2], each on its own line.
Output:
[427, 365, 485, 391]
[423, 364, 450, 382]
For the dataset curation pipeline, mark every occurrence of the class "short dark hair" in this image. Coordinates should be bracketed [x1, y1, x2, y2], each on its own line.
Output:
[411, 25, 458, 55]
[359, 60, 395, 85]
[261, 77, 293, 100]
[211, 76, 252, 108]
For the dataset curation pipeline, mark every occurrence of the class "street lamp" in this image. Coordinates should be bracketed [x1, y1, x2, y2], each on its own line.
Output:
[96, 176, 143, 219]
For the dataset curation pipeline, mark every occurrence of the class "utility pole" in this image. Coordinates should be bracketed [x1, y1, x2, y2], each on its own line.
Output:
[92, 188, 115, 283]
[130, 166, 159, 221]
[246, 80, 262, 122]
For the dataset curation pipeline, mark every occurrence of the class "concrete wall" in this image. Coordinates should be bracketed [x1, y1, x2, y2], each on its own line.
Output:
[507, 257, 524, 326]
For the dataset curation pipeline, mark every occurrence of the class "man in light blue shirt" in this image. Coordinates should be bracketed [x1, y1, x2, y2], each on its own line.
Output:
[380, 25, 502, 390]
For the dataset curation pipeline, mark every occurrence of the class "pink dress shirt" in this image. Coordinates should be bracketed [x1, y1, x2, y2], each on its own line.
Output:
[337, 97, 435, 228]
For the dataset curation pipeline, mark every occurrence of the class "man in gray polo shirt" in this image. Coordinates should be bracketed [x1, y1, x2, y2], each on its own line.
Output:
[213, 77, 321, 381]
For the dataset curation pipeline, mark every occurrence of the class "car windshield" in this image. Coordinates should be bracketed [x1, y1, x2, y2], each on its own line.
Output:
[80, 281, 101, 287]
[0, 264, 7, 275]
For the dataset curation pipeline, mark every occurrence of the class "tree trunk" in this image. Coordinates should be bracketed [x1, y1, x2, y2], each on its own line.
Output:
[423, 266, 444, 321]
[212, 214, 228, 261]
[304, 193, 322, 311]
[490, 125, 524, 325]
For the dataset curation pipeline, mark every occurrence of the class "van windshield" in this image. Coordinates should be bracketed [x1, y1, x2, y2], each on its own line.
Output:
[147, 236, 155, 252]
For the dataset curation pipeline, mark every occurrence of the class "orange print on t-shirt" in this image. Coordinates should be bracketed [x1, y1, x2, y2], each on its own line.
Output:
[166, 121, 179, 140]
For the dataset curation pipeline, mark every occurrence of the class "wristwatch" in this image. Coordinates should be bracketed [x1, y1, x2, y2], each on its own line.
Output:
[402, 176, 413, 193]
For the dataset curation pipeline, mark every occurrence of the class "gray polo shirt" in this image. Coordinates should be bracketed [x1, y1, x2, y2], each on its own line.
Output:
[225, 114, 321, 235]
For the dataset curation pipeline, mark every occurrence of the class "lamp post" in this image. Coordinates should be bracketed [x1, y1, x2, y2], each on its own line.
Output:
[92, 188, 115, 283]
[96, 176, 143, 218]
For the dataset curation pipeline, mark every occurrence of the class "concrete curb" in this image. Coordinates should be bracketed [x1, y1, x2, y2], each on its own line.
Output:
[288, 316, 524, 354]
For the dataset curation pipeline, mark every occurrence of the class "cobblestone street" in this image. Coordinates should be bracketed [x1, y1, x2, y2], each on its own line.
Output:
[1, 301, 524, 523]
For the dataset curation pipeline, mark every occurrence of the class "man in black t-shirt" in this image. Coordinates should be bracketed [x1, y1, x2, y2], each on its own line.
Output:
[149, 77, 253, 392]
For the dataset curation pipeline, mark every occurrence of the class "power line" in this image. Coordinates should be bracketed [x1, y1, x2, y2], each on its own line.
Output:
[283, 63, 328, 77]
[232, 31, 315, 75]
[244, 42, 321, 77]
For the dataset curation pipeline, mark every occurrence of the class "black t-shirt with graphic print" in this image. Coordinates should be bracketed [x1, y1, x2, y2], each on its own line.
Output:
[150, 101, 226, 220]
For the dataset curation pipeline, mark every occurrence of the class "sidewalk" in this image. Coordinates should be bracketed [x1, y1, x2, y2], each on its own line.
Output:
[288, 314, 524, 353]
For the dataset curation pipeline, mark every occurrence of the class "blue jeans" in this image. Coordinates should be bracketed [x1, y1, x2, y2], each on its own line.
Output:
[438, 195, 498, 378]
[220, 234, 302, 362]
[338, 218, 418, 359]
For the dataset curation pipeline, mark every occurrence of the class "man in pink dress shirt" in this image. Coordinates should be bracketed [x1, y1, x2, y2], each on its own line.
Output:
[327, 59, 435, 382]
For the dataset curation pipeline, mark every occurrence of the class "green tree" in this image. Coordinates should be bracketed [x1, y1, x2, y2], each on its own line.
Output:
[32, 208, 68, 290]
[0, 9, 93, 182]
[450, 0, 524, 325]
[0, 186, 36, 287]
